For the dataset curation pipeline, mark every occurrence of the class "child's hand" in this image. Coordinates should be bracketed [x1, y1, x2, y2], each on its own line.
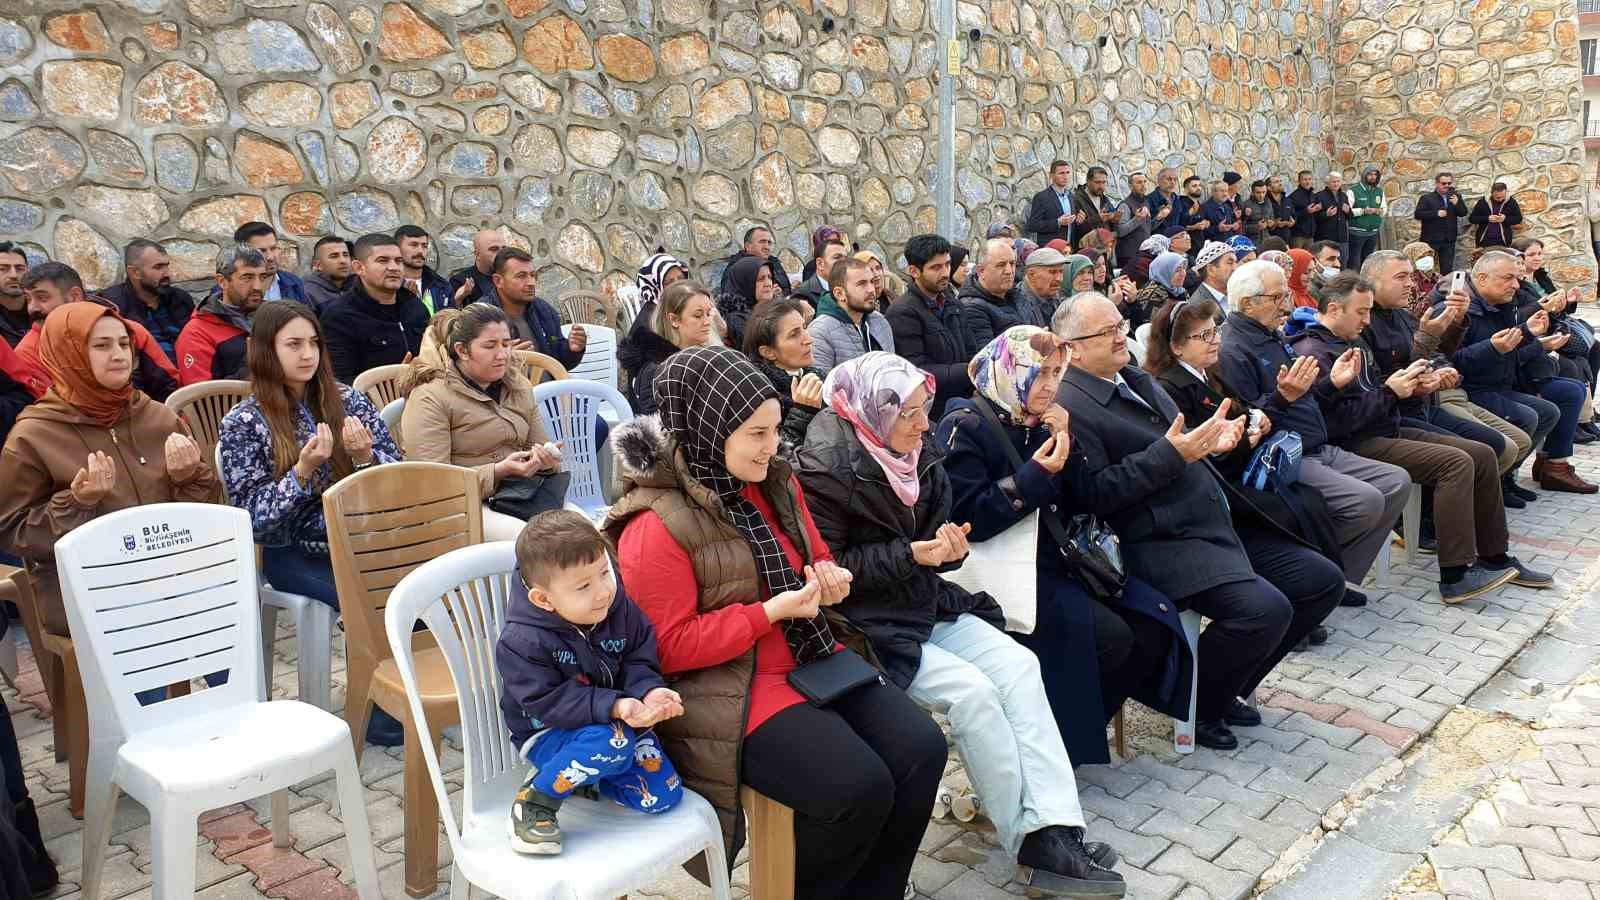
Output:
[642, 687, 684, 722]
[612, 697, 655, 728]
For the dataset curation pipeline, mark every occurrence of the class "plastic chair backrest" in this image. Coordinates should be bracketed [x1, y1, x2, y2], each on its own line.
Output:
[561, 323, 619, 389]
[533, 379, 632, 517]
[385, 542, 521, 846]
[352, 364, 410, 410]
[380, 398, 405, 453]
[615, 286, 644, 334]
[511, 349, 568, 386]
[322, 462, 483, 670]
[559, 290, 614, 328]
[56, 503, 263, 735]
[166, 380, 250, 460]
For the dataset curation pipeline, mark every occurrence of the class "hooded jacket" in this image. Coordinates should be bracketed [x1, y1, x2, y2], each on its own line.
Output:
[320, 281, 429, 383]
[495, 580, 668, 749]
[807, 291, 894, 372]
[1288, 322, 1402, 445]
[1350, 171, 1386, 233]
[603, 415, 855, 862]
[301, 271, 349, 313]
[17, 303, 179, 402]
[0, 391, 220, 634]
[399, 361, 550, 499]
[1468, 196, 1523, 248]
[957, 277, 1044, 349]
[794, 409, 1003, 690]
[1217, 311, 1336, 452]
[174, 294, 252, 386]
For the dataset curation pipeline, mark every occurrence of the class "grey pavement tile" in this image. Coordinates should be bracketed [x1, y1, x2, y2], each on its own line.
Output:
[1258, 833, 1419, 900]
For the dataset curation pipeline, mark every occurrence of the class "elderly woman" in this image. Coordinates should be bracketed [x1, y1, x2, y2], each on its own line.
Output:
[1063, 255, 1096, 298]
[934, 327, 1191, 767]
[1403, 241, 1440, 316]
[401, 303, 562, 540]
[1144, 296, 1346, 647]
[1129, 251, 1188, 332]
[743, 298, 826, 451]
[607, 346, 946, 900]
[796, 350, 1125, 897]
[0, 304, 218, 639]
[719, 256, 783, 349]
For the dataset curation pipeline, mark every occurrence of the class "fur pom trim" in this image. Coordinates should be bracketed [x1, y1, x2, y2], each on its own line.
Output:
[613, 414, 667, 479]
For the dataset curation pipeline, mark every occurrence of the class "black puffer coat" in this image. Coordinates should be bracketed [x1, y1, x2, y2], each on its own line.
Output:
[794, 409, 1004, 689]
[751, 359, 824, 453]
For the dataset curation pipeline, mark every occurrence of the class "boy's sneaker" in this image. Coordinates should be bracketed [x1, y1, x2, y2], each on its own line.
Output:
[510, 786, 564, 855]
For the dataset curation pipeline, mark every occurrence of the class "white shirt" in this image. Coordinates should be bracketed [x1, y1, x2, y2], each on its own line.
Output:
[1180, 361, 1208, 384]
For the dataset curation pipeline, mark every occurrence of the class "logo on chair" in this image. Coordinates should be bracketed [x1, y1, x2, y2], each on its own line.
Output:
[122, 534, 136, 552]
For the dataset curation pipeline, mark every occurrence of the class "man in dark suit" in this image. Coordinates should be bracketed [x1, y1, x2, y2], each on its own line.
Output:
[1054, 290, 1343, 751]
[1414, 172, 1470, 274]
[1026, 159, 1083, 246]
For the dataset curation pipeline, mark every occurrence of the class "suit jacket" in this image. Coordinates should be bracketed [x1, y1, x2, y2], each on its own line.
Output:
[1414, 191, 1469, 244]
[1312, 189, 1353, 244]
[1058, 365, 1255, 601]
[1026, 186, 1074, 245]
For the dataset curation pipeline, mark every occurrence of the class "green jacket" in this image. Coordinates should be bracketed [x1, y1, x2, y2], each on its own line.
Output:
[1351, 182, 1385, 233]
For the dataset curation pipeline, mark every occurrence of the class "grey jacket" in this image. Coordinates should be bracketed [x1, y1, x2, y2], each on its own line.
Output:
[808, 306, 895, 373]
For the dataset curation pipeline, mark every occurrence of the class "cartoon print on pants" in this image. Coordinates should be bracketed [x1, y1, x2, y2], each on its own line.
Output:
[634, 735, 664, 773]
[552, 760, 601, 793]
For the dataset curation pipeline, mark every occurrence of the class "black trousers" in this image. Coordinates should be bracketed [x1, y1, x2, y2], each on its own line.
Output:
[1181, 529, 1344, 720]
[1428, 239, 1458, 275]
[1091, 598, 1171, 722]
[0, 696, 21, 803]
[742, 680, 946, 900]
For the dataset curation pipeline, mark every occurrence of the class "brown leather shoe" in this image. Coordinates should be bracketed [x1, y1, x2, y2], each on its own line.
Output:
[1532, 453, 1548, 482]
[1537, 459, 1598, 494]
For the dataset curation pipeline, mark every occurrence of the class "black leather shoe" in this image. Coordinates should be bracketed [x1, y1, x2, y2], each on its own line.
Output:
[1194, 718, 1238, 750]
[1508, 481, 1539, 502]
[1308, 625, 1329, 645]
[1225, 699, 1263, 727]
[1017, 826, 1127, 897]
[1503, 490, 1526, 509]
[1340, 587, 1368, 607]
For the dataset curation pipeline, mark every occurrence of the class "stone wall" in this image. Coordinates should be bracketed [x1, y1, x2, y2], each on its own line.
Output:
[1329, 0, 1596, 289]
[0, 0, 1519, 297]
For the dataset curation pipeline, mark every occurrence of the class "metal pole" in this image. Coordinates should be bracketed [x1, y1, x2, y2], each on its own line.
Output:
[935, 0, 956, 238]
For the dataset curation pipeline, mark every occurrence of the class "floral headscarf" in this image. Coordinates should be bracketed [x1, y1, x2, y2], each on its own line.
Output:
[969, 326, 1070, 426]
[1149, 252, 1189, 297]
[1260, 250, 1295, 280]
[822, 352, 934, 506]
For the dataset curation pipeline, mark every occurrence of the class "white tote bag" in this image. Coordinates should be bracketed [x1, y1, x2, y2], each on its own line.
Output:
[938, 511, 1039, 634]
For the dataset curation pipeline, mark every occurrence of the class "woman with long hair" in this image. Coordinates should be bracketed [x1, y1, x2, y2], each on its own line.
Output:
[401, 303, 561, 540]
[607, 346, 946, 900]
[218, 301, 404, 742]
[624, 280, 718, 416]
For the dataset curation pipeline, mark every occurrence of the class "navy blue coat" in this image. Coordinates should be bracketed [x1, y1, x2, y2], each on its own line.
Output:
[936, 395, 1193, 765]
[485, 294, 585, 371]
[1218, 311, 1338, 453]
[1447, 286, 1543, 395]
[495, 581, 668, 749]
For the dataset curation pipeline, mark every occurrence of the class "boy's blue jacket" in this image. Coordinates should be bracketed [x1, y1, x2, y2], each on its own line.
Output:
[495, 579, 668, 748]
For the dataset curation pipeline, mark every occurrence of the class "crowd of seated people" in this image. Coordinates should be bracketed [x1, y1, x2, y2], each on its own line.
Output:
[1, 155, 1597, 899]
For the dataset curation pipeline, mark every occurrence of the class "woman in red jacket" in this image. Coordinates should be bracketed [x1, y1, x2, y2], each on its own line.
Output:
[607, 346, 946, 900]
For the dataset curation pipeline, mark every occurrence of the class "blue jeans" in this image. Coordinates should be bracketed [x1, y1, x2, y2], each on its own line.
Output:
[1470, 389, 1562, 460]
[1346, 231, 1379, 269]
[260, 544, 340, 610]
[525, 723, 682, 814]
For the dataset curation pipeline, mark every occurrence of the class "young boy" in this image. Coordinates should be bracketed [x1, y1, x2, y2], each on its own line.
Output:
[496, 510, 685, 855]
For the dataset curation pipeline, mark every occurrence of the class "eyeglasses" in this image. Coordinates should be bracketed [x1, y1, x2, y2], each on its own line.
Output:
[897, 399, 934, 423]
[1067, 318, 1128, 342]
[1247, 290, 1288, 305]
[1185, 327, 1221, 344]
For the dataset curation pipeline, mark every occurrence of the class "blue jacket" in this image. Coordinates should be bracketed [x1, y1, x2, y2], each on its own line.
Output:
[1218, 311, 1336, 453]
[486, 295, 585, 371]
[935, 395, 1192, 765]
[1200, 199, 1237, 244]
[496, 580, 668, 749]
[1447, 286, 1542, 395]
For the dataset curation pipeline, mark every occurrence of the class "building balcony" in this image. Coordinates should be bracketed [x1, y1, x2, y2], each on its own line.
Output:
[1587, 119, 1600, 148]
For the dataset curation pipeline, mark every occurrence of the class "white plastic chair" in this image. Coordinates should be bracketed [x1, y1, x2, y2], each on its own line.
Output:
[561, 324, 622, 412]
[214, 444, 337, 711]
[384, 541, 731, 900]
[58, 504, 381, 900]
[381, 397, 406, 448]
[1171, 609, 1202, 755]
[534, 379, 633, 522]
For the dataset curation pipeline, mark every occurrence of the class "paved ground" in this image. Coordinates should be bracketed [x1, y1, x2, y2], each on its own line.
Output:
[8, 436, 1600, 899]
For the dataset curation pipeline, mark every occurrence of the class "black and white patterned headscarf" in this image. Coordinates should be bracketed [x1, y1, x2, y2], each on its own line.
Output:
[654, 346, 837, 664]
[637, 252, 686, 310]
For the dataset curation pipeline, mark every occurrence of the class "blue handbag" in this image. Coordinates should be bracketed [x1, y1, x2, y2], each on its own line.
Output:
[1242, 430, 1303, 494]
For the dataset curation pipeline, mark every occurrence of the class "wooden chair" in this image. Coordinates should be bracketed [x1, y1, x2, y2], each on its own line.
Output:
[323, 462, 482, 898]
[352, 363, 410, 411]
[512, 349, 568, 386]
[742, 787, 796, 900]
[1113, 706, 1127, 759]
[558, 289, 614, 328]
[165, 379, 250, 460]
[9, 564, 87, 817]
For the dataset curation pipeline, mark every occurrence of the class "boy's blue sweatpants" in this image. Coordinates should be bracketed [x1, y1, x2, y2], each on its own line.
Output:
[525, 722, 682, 814]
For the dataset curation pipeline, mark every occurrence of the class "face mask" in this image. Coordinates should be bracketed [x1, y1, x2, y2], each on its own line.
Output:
[1321, 267, 1340, 280]
[1416, 257, 1435, 273]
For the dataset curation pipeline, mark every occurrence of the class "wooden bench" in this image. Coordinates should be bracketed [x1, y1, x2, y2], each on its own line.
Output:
[742, 786, 796, 900]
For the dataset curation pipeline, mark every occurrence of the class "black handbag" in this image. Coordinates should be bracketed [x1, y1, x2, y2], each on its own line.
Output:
[974, 400, 1126, 600]
[487, 471, 572, 521]
[787, 647, 884, 707]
